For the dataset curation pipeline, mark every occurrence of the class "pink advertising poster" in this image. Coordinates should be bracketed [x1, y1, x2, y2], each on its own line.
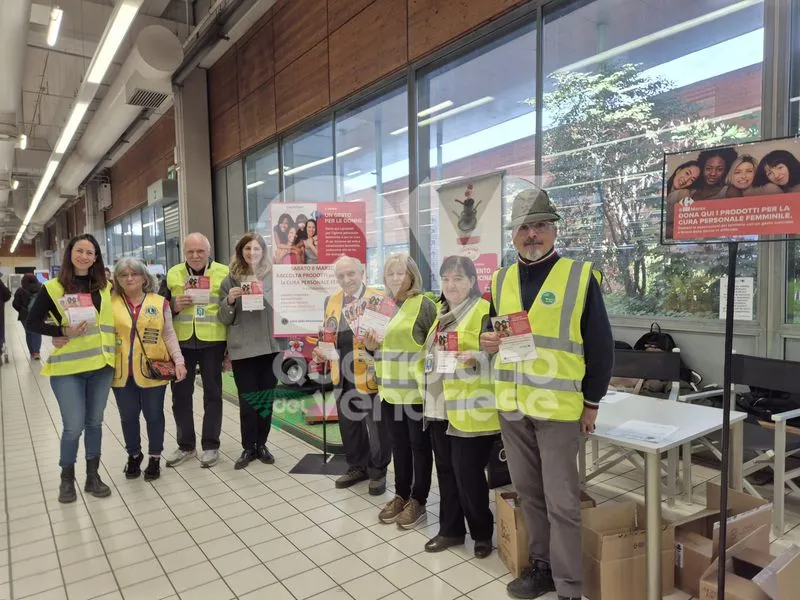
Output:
[270, 202, 367, 336]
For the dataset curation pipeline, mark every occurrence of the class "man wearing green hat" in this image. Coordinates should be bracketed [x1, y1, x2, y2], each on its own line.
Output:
[481, 187, 613, 600]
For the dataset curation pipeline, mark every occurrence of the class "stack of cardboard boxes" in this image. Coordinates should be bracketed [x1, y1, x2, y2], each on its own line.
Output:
[495, 483, 800, 600]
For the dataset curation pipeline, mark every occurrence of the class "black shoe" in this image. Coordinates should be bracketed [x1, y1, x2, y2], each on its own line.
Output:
[235, 449, 256, 470]
[558, 597, 581, 600]
[124, 453, 144, 479]
[474, 539, 493, 559]
[368, 476, 386, 496]
[256, 445, 275, 464]
[424, 535, 464, 553]
[335, 467, 368, 489]
[143, 457, 161, 481]
[58, 466, 77, 504]
[84, 457, 112, 498]
[507, 560, 556, 599]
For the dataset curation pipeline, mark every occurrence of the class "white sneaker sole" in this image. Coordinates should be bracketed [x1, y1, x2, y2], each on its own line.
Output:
[200, 456, 218, 468]
[397, 512, 427, 530]
[165, 450, 196, 467]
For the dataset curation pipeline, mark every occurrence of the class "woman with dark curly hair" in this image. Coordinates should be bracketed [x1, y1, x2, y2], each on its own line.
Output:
[693, 147, 739, 200]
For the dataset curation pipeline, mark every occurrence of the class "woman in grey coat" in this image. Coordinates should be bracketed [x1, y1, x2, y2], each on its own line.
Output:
[218, 232, 282, 469]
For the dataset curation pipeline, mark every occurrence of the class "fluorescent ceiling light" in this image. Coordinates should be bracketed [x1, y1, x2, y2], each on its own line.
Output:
[555, 0, 759, 73]
[12, 159, 60, 250]
[47, 7, 64, 47]
[418, 100, 454, 117]
[246, 180, 264, 189]
[54, 101, 89, 154]
[87, 0, 143, 84]
[390, 98, 493, 135]
[17, 134, 27, 150]
[283, 147, 361, 177]
[346, 170, 362, 177]
[268, 168, 280, 176]
[391, 100, 456, 135]
[11, 180, 19, 191]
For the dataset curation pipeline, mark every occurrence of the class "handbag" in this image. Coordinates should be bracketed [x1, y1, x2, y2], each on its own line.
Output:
[486, 437, 512, 489]
[124, 294, 176, 381]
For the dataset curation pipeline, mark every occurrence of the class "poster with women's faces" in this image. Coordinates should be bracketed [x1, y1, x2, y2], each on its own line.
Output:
[662, 137, 800, 243]
[269, 202, 367, 336]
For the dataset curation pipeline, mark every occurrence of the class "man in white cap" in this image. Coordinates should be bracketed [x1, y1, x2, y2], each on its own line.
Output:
[481, 187, 613, 600]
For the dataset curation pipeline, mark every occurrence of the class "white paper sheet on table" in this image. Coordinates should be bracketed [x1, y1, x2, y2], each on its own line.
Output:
[607, 420, 679, 443]
[600, 391, 637, 404]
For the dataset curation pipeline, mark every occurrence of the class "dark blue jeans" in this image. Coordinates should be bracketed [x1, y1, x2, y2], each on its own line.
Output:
[113, 377, 167, 456]
[50, 366, 114, 467]
[25, 330, 42, 354]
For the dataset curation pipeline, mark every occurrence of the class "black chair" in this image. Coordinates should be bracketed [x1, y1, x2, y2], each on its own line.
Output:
[612, 348, 683, 401]
[683, 353, 800, 535]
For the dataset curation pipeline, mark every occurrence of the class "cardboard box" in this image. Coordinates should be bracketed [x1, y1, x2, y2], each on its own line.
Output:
[698, 526, 800, 600]
[581, 501, 675, 600]
[496, 490, 596, 578]
[674, 483, 772, 597]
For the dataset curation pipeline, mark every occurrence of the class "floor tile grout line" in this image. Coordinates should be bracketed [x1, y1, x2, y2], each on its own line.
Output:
[4, 323, 69, 598]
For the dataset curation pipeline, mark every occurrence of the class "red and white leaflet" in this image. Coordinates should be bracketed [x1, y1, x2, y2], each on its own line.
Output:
[318, 329, 339, 361]
[358, 297, 397, 341]
[491, 311, 538, 364]
[185, 275, 211, 304]
[241, 281, 264, 311]
[436, 331, 459, 374]
[62, 293, 97, 325]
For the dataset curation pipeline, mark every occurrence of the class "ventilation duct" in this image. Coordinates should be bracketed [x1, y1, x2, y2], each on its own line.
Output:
[31, 24, 182, 229]
[0, 0, 33, 210]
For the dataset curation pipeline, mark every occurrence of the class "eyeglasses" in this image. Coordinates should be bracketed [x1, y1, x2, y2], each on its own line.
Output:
[518, 221, 555, 233]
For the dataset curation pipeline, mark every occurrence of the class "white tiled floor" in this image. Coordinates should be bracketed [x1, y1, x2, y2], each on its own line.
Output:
[3, 313, 800, 600]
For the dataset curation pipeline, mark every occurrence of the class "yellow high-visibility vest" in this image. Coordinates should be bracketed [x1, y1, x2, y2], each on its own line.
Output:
[41, 280, 115, 377]
[166, 262, 228, 342]
[111, 294, 172, 388]
[422, 297, 499, 434]
[324, 287, 383, 395]
[491, 258, 593, 422]
[374, 294, 433, 405]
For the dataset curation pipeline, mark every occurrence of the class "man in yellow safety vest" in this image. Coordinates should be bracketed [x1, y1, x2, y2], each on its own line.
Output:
[480, 188, 613, 600]
[160, 233, 229, 468]
[311, 256, 391, 494]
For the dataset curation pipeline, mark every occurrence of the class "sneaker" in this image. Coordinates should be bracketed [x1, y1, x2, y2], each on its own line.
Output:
[124, 453, 143, 479]
[143, 457, 161, 481]
[369, 476, 387, 496]
[378, 495, 407, 524]
[335, 467, 368, 489]
[395, 498, 426, 529]
[256, 445, 275, 464]
[234, 449, 255, 470]
[200, 449, 219, 468]
[165, 448, 196, 467]
[32, 352, 40, 360]
[506, 559, 556, 599]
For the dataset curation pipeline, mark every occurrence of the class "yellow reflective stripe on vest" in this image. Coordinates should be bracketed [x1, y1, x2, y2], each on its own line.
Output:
[166, 262, 228, 342]
[492, 258, 592, 421]
[374, 295, 427, 404]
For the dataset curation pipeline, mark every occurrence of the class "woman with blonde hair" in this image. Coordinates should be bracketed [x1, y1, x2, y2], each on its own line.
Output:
[111, 258, 187, 481]
[218, 232, 282, 469]
[363, 253, 437, 529]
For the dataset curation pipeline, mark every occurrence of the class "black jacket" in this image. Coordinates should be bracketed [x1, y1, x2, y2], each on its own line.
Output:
[13, 280, 42, 323]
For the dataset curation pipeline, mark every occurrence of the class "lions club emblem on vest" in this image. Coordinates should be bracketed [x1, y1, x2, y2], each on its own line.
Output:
[145, 306, 158, 316]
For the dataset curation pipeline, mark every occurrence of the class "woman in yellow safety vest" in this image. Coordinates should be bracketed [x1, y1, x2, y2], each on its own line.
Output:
[111, 258, 187, 482]
[418, 256, 499, 559]
[26, 234, 117, 504]
[363, 254, 436, 530]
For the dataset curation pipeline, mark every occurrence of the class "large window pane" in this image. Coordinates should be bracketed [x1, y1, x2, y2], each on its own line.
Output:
[245, 144, 280, 241]
[282, 122, 335, 203]
[416, 24, 538, 290]
[542, 0, 763, 318]
[787, 0, 800, 323]
[335, 89, 410, 286]
[131, 210, 143, 259]
[142, 206, 156, 262]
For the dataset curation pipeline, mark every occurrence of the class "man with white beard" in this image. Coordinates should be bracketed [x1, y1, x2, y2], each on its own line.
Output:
[481, 188, 613, 600]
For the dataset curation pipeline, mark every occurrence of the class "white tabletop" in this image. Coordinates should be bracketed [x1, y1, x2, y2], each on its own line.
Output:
[593, 391, 747, 453]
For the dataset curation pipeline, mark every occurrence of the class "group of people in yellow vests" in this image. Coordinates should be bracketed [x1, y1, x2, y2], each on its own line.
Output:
[25, 187, 612, 600]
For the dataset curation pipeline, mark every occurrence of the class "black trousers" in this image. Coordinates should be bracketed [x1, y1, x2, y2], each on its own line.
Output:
[429, 420, 496, 542]
[382, 401, 432, 504]
[336, 380, 391, 481]
[232, 353, 279, 450]
[171, 343, 226, 451]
